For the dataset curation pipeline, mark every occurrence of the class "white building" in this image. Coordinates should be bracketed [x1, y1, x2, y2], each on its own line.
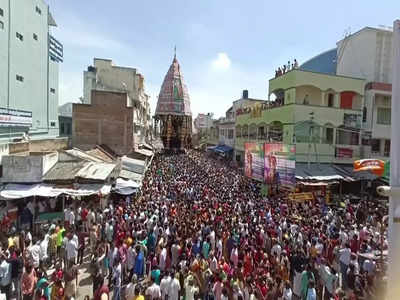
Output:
[336, 26, 393, 159]
[0, 0, 62, 141]
[83, 58, 151, 145]
[194, 113, 214, 133]
[218, 107, 235, 147]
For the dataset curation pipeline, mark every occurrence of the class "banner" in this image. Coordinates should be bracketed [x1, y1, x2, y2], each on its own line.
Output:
[244, 143, 264, 181]
[264, 144, 296, 187]
[288, 192, 314, 203]
[336, 147, 353, 158]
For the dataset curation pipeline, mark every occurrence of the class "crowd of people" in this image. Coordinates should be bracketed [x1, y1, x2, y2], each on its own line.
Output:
[0, 150, 388, 299]
[275, 59, 299, 77]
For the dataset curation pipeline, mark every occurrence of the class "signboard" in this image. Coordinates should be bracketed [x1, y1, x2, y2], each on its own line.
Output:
[0, 107, 32, 127]
[288, 192, 314, 203]
[335, 147, 353, 158]
[264, 143, 296, 188]
[244, 142, 264, 181]
[343, 113, 361, 129]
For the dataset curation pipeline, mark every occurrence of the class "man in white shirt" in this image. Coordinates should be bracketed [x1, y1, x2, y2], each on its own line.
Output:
[168, 273, 181, 300]
[124, 274, 137, 300]
[28, 239, 41, 268]
[39, 235, 49, 266]
[271, 240, 282, 261]
[68, 210, 75, 227]
[159, 247, 167, 271]
[145, 278, 161, 300]
[184, 275, 199, 300]
[0, 254, 11, 300]
[339, 243, 351, 288]
[65, 233, 78, 268]
[160, 272, 172, 300]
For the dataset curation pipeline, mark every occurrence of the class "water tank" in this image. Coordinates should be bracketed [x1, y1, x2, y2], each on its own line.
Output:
[243, 90, 249, 99]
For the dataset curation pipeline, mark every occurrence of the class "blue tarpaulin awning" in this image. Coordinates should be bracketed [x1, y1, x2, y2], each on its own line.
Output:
[214, 145, 233, 153]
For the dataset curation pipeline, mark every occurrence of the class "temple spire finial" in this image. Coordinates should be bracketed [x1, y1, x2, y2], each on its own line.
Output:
[174, 45, 177, 60]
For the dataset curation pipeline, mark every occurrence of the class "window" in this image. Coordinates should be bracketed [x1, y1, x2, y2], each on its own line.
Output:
[228, 129, 233, 139]
[50, 121, 56, 127]
[384, 140, 391, 157]
[67, 124, 71, 135]
[35, 6, 42, 15]
[16, 75, 24, 82]
[50, 88, 55, 94]
[33, 33, 38, 41]
[377, 107, 391, 125]
[326, 127, 334, 144]
[327, 93, 334, 107]
[16, 32, 23, 41]
[0, 21, 3, 30]
[371, 139, 380, 153]
[362, 107, 367, 122]
[0, 8, 3, 16]
[60, 123, 65, 134]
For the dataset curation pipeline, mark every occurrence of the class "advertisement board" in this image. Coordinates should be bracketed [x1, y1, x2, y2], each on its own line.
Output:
[335, 147, 353, 158]
[264, 143, 296, 187]
[244, 142, 264, 181]
[0, 107, 32, 127]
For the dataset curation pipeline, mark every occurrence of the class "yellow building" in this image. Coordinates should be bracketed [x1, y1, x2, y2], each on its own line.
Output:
[235, 69, 365, 164]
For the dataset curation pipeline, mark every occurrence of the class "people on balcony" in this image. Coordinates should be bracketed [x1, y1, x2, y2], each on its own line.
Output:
[275, 59, 299, 77]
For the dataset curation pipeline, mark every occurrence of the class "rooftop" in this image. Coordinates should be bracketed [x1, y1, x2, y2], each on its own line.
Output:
[300, 48, 337, 75]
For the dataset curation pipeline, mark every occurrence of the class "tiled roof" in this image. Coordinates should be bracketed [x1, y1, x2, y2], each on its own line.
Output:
[155, 56, 192, 116]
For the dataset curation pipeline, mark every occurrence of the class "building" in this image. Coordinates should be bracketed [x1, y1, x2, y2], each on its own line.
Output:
[194, 113, 214, 137]
[0, 0, 63, 141]
[336, 26, 393, 159]
[83, 58, 151, 146]
[218, 107, 235, 147]
[72, 90, 133, 156]
[155, 54, 192, 150]
[58, 102, 72, 138]
[235, 69, 365, 164]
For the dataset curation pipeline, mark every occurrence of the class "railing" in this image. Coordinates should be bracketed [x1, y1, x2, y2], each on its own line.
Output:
[49, 34, 63, 63]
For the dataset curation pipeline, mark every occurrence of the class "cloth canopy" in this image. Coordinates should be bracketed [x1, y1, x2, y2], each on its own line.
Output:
[0, 183, 111, 200]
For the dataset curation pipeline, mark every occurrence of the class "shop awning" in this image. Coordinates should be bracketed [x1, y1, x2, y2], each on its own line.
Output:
[295, 163, 355, 181]
[0, 183, 111, 200]
[214, 145, 234, 153]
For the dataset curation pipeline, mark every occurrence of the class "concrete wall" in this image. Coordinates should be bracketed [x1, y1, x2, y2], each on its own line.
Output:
[83, 59, 138, 103]
[336, 27, 392, 84]
[73, 90, 133, 155]
[29, 137, 68, 152]
[2, 155, 43, 183]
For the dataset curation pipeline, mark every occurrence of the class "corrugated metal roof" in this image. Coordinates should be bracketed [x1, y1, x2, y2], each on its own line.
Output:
[119, 169, 144, 183]
[66, 148, 105, 163]
[135, 149, 153, 157]
[76, 162, 116, 181]
[85, 148, 115, 163]
[121, 156, 146, 174]
[43, 161, 88, 182]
